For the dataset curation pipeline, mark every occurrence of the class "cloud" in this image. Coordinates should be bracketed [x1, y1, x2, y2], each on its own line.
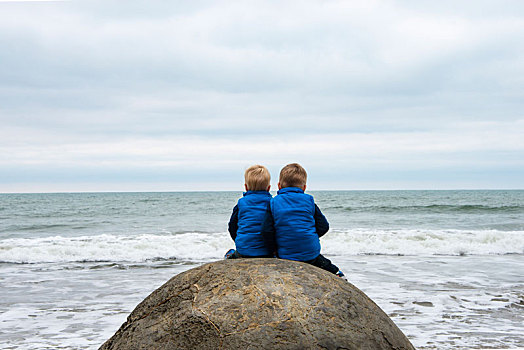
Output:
[0, 0, 523, 191]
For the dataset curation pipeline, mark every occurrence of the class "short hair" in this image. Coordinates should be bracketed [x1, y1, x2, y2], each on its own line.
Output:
[244, 165, 271, 191]
[279, 163, 307, 188]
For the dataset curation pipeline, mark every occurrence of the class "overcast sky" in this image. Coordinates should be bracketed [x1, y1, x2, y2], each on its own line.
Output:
[1, 0, 523, 192]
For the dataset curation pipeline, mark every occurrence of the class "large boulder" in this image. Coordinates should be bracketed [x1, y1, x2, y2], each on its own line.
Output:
[100, 259, 415, 350]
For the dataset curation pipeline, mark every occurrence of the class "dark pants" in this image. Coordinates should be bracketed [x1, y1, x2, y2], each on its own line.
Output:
[305, 254, 340, 274]
[227, 250, 274, 259]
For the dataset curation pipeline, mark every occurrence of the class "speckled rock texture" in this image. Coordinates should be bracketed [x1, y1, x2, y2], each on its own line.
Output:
[100, 258, 415, 350]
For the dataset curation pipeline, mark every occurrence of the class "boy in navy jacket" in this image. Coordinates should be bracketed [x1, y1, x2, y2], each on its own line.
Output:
[261, 163, 346, 279]
[225, 165, 274, 259]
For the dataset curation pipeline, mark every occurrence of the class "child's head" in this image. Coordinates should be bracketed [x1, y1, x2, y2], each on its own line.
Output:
[279, 163, 307, 190]
[244, 165, 271, 191]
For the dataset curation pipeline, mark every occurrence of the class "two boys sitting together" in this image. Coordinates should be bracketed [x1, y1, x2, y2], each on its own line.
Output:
[226, 163, 346, 280]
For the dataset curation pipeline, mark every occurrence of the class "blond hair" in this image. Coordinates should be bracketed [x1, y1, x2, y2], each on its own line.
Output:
[245, 165, 271, 191]
[279, 163, 307, 188]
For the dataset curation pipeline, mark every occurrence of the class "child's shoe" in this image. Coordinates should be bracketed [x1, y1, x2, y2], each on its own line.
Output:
[336, 270, 347, 281]
[224, 249, 236, 260]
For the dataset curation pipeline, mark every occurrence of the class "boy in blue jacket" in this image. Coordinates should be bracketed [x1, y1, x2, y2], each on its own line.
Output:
[261, 163, 346, 279]
[225, 165, 274, 259]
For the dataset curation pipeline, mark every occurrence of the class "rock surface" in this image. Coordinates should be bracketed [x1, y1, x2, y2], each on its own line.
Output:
[100, 259, 415, 350]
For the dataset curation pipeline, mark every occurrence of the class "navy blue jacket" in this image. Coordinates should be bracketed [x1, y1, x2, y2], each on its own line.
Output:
[261, 187, 329, 261]
[228, 191, 273, 257]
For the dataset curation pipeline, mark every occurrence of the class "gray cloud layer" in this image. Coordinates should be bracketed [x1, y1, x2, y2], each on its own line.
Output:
[1, 0, 523, 191]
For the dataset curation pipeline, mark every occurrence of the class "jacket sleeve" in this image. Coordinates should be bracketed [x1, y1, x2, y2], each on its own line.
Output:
[228, 205, 239, 241]
[261, 206, 276, 254]
[314, 204, 329, 237]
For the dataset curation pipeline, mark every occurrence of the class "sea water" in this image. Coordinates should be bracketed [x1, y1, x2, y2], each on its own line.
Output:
[0, 190, 523, 349]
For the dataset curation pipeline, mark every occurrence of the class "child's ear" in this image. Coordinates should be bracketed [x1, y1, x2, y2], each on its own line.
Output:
[244, 184, 249, 192]
[277, 182, 282, 190]
[267, 185, 271, 191]
[302, 184, 307, 191]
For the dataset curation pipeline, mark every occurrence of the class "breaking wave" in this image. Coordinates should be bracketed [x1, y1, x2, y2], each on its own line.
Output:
[0, 229, 522, 263]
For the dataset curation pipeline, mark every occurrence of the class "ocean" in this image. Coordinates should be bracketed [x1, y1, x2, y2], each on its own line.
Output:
[0, 190, 523, 349]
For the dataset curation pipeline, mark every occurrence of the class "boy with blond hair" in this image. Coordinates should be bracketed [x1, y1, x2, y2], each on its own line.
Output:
[261, 163, 346, 279]
[225, 165, 274, 259]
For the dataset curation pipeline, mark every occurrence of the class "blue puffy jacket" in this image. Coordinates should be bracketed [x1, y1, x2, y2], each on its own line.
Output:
[270, 187, 323, 261]
[229, 191, 273, 256]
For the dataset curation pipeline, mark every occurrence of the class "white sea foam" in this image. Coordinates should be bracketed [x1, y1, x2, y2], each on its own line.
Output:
[0, 233, 231, 263]
[323, 228, 524, 256]
[0, 229, 523, 263]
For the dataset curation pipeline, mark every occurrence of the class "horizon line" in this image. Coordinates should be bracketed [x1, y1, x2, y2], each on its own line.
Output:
[1, 188, 523, 195]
